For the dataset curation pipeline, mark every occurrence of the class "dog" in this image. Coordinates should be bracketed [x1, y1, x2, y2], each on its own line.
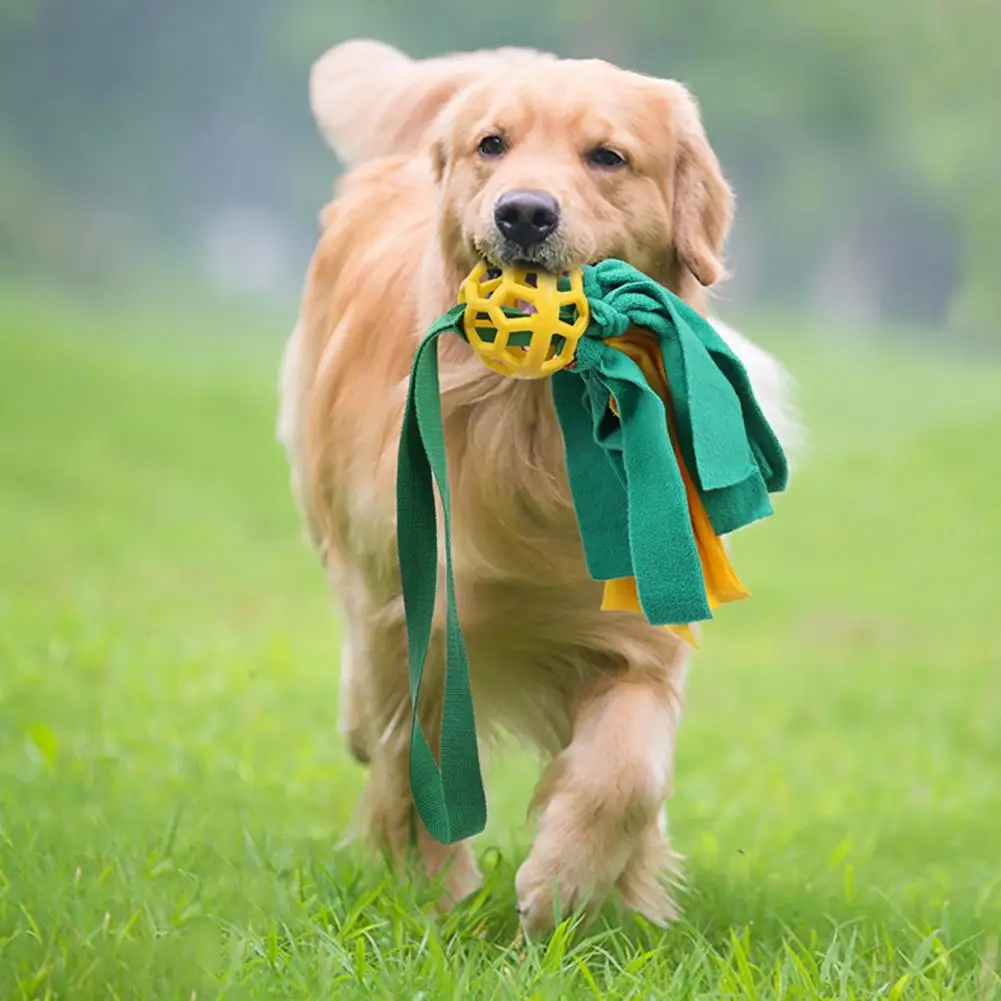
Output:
[277, 39, 800, 936]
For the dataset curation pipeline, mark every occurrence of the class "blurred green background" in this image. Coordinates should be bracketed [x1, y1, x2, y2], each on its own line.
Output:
[1, 2, 1000, 998]
[1, 0, 999, 336]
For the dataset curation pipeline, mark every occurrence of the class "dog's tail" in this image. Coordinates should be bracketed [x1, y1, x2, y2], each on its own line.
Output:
[711, 318, 805, 473]
[309, 39, 550, 167]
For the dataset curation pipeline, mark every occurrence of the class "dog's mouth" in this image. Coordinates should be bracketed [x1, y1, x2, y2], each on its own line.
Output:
[483, 265, 535, 314]
[475, 233, 598, 280]
[482, 264, 587, 315]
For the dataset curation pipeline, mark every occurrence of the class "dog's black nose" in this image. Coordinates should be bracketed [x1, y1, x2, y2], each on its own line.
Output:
[494, 190, 560, 247]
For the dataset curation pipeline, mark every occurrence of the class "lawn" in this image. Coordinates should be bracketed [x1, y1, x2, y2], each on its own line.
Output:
[1, 290, 999, 999]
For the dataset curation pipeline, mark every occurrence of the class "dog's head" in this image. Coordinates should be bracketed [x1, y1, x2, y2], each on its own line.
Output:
[310, 44, 733, 298]
[430, 58, 733, 293]
[307, 44, 799, 462]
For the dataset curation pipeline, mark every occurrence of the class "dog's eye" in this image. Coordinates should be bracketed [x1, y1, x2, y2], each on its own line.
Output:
[586, 146, 627, 169]
[477, 134, 507, 158]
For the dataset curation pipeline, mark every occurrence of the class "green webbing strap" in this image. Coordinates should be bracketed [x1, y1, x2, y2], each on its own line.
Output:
[397, 261, 789, 845]
[396, 305, 486, 845]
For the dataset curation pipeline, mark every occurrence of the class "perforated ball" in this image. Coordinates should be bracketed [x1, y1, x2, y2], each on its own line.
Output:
[458, 262, 590, 379]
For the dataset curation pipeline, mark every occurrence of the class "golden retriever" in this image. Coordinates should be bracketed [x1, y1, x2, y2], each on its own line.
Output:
[278, 39, 799, 936]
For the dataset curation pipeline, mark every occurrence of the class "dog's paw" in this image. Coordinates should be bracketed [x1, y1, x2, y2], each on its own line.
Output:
[514, 847, 611, 938]
[434, 858, 484, 912]
[416, 828, 484, 911]
[515, 812, 682, 936]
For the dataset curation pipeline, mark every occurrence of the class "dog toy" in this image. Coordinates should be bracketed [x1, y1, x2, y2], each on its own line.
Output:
[458, 262, 590, 378]
[397, 259, 789, 844]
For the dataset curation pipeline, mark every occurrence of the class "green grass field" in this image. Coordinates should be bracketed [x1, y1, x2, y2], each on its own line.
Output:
[2, 291, 1000, 999]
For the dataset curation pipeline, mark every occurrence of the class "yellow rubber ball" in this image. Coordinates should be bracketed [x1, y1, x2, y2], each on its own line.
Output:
[458, 262, 590, 379]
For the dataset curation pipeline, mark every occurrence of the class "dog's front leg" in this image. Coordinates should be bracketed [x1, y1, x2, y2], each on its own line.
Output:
[516, 660, 685, 936]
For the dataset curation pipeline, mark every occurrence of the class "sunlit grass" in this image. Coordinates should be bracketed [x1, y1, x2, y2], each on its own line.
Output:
[1, 292, 999, 998]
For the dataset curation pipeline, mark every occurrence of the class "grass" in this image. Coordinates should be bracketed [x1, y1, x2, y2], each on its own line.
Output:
[1, 288, 1000, 999]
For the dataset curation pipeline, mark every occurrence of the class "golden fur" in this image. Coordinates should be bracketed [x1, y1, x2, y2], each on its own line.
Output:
[278, 39, 799, 935]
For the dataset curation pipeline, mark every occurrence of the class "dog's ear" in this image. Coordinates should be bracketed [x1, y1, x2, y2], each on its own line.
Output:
[659, 81, 734, 287]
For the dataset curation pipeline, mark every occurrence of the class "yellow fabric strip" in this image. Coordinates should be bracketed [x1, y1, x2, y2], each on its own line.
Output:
[601, 574, 699, 645]
[600, 330, 750, 643]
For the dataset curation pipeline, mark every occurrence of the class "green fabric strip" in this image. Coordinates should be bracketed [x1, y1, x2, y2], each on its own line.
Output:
[395, 261, 788, 844]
